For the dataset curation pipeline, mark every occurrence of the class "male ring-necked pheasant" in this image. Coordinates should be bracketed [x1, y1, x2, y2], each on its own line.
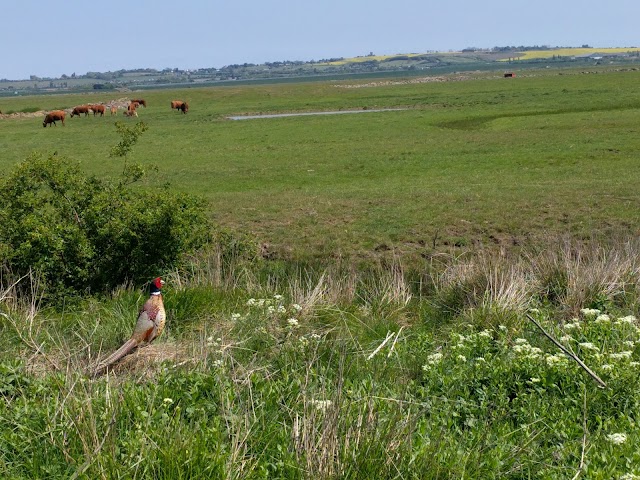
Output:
[95, 277, 166, 373]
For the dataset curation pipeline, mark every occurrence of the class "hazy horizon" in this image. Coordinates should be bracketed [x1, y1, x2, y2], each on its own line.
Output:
[2, 0, 638, 81]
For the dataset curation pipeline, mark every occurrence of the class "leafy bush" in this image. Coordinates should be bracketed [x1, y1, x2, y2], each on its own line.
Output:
[0, 152, 211, 301]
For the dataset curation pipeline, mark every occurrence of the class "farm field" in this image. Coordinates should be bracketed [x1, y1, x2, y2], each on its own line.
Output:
[2, 66, 640, 260]
[4, 66, 640, 478]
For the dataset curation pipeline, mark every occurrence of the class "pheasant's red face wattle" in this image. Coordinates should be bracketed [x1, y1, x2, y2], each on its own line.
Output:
[153, 277, 164, 289]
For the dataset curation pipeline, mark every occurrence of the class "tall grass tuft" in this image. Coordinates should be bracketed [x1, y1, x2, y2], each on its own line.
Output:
[529, 238, 640, 314]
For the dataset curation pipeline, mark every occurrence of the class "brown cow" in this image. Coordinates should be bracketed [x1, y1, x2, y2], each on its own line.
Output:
[70, 105, 91, 117]
[110, 105, 118, 115]
[123, 109, 138, 117]
[171, 100, 188, 114]
[43, 110, 66, 127]
[89, 104, 106, 116]
[131, 99, 146, 107]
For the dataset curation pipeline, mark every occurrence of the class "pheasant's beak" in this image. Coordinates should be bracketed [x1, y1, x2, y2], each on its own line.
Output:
[160, 280, 166, 286]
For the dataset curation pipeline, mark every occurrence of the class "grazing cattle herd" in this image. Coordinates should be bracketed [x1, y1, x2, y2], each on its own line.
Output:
[37, 97, 189, 129]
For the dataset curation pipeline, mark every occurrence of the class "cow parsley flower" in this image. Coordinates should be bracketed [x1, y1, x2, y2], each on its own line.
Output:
[422, 352, 443, 371]
[292, 303, 303, 312]
[579, 342, 599, 352]
[231, 313, 241, 320]
[246, 298, 257, 306]
[456, 354, 467, 362]
[287, 318, 300, 328]
[478, 329, 492, 339]
[580, 308, 600, 317]
[595, 314, 611, 324]
[274, 294, 283, 301]
[610, 351, 633, 361]
[607, 433, 628, 445]
[546, 354, 567, 366]
[617, 315, 637, 324]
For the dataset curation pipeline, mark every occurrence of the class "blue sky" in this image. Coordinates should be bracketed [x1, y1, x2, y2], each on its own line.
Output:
[2, 0, 638, 80]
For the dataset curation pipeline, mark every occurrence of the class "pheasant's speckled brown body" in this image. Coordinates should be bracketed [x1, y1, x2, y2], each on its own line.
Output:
[95, 277, 166, 373]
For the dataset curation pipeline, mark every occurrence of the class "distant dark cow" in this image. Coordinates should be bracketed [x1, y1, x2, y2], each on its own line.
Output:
[171, 100, 188, 113]
[89, 104, 106, 116]
[131, 98, 146, 107]
[70, 105, 91, 117]
[43, 110, 66, 127]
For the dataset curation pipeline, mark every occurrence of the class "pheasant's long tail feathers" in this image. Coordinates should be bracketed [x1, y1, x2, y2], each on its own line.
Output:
[94, 338, 138, 375]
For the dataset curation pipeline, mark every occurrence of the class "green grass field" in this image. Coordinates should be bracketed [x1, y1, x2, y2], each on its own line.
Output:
[4, 67, 640, 478]
[2, 66, 640, 260]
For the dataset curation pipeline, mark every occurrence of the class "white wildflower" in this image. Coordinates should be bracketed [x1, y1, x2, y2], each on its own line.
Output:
[529, 377, 540, 383]
[426, 352, 443, 365]
[475, 357, 486, 363]
[560, 335, 573, 343]
[292, 303, 303, 312]
[619, 473, 640, 480]
[607, 433, 628, 445]
[231, 313, 241, 320]
[595, 314, 611, 324]
[498, 325, 508, 332]
[610, 351, 633, 361]
[309, 333, 322, 340]
[579, 342, 599, 352]
[545, 354, 567, 366]
[267, 305, 276, 314]
[617, 315, 637, 324]
[456, 354, 467, 362]
[287, 318, 300, 328]
[277, 305, 286, 313]
[274, 294, 283, 301]
[478, 329, 492, 339]
[563, 322, 581, 330]
[246, 298, 257, 306]
[515, 338, 529, 345]
[601, 364, 614, 371]
[580, 308, 601, 317]
[529, 308, 540, 314]
[212, 359, 224, 368]
[631, 362, 640, 367]
[163, 398, 174, 405]
[624, 341, 635, 348]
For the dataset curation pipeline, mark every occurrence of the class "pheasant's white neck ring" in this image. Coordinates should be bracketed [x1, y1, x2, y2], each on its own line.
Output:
[151, 292, 162, 296]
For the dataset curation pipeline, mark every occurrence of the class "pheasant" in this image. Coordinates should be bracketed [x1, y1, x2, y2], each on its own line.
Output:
[95, 277, 166, 373]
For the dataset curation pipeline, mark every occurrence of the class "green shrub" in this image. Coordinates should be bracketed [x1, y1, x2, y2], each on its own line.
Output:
[0, 152, 211, 301]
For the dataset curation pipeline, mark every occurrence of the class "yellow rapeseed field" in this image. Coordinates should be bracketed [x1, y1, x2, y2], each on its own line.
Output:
[323, 48, 640, 65]
[320, 53, 429, 65]
[512, 47, 640, 60]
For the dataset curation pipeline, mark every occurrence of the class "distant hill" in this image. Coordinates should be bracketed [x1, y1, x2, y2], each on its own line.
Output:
[2, 47, 639, 96]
